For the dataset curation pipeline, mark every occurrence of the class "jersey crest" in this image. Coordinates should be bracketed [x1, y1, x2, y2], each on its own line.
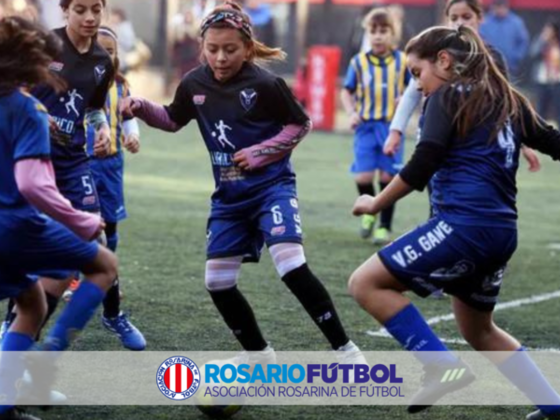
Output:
[239, 88, 257, 111]
[94, 65, 107, 85]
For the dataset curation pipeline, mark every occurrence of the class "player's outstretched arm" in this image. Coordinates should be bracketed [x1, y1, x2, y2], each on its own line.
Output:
[233, 120, 312, 171]
[353, 175, 413, 217]
[15, 158, 104, 241]
[520, 103, 560, 161]
[120, 97, 182, 133]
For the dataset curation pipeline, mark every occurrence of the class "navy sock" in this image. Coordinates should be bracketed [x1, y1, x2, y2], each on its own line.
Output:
[357, 183, 375, 197]
[0, 332, 34, 413]
[384, 303, 457, 365]
[209, 286, 267, 351]
[45, 281, 105, 351]
[282, 264, 349, 350]
[379, 181, 395, 230]
[103, 279, 121, 319]
[498, 347, 560, 414]
[105, 223, 118, 252]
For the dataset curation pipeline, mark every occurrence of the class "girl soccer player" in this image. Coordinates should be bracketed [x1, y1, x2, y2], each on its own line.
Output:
[0, 16, 117, 420]
[121, 1, 365, 365]
[81, 26, 144, 349]
[340, 8, 411, 245]
[349, 25, 560, 418]
[2, 0, 145, 351]
[383, 0, 540, 172]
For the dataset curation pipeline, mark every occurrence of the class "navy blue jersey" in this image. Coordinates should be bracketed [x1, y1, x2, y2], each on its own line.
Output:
[417, 87, 560, 228]
[32, 27, 114, 174]
[0, 90, 50, 218]
[165, 62, 309, 209]
[419, 88, 520, 228]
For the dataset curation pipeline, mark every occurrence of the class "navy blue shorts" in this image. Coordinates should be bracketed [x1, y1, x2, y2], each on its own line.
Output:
[56, 167, 100, 213]
[351, 121, 404, 175]
[378, 216, 517, 311]
[91, 156, 127, 223]
[207, 196, 303, 262]
[0, 214, 98, 300]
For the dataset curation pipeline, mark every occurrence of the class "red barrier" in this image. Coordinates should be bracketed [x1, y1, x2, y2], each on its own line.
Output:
[306, 46, 341, 131]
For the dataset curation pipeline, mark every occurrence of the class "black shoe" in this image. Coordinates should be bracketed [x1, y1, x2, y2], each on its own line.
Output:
[407, 360, 476, 414]
[526, 409, 560, 420]
[0, 407, 41, 420]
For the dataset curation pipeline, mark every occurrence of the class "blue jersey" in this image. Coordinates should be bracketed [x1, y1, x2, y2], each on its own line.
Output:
[344, 50, 410, 122]
[0, 90, 50, 220]
[165, 63, 309, 210]
[32, 27, 113, 174]
[418, 88, 520, 228]
[86, 80, 129, 157]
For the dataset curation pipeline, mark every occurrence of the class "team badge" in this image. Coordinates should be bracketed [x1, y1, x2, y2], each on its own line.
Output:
[157, 356, 200, 400]
[94, 65, 107, 85]
[239, 88, 257, 111]
[193, 95, 206, 105]
[49, 62, 64, 72]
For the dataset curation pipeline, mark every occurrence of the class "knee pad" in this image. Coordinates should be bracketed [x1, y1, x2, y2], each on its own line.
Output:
[269, 243, 306, 278]
[205, 257, 243, 292]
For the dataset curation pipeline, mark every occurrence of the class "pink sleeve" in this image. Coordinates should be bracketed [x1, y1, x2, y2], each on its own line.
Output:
[15, 159, 101, 241]
[133, 98, 182, 133]
[241, 122, 312, 170]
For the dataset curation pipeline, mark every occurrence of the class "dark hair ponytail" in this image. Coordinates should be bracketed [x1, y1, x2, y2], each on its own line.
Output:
[406, 25, 538, 139]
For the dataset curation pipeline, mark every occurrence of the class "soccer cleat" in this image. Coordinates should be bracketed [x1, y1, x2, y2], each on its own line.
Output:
[228, 345, 277, 368]
[102, 312, 146, 351]
[62, 278, 80, 302]
[0, 407, 42, 420]
[360, 215, 376, 239]
[336, 340, 368, 383]
[526, 410, 560, 420]
[373, 227, 390, 245]
[16, 370, 67, 405]
[407, 361, 476, 413]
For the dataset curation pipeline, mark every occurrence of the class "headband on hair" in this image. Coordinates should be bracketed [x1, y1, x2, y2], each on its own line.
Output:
[98, 27, 118, 42]
[200, 10, 252, 39]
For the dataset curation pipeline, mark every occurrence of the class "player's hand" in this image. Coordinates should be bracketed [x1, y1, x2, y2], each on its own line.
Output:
[48, 116, 59, 133]
[349, 112, 361, 130]
[90, 218, 106, 242]
[124, 133, 140, 154]
[233, 149, 252, 171]
[352, 194, 378, 217]
[93, 125, 111, 158]
[521, 146, 541, 172]
[119, 97, 141, 118]
[384, 130, 402, 156]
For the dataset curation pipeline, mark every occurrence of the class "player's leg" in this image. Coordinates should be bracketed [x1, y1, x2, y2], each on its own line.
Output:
[352, 122, 378, 239]
[205, 215, 270, 353]
[375, 128, 403, 245]
[453, 291, 560, 418]
[0, 280, 46, 420]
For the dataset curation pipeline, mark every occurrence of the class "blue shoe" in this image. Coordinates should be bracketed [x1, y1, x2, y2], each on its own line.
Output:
[101, 312, 146, 351]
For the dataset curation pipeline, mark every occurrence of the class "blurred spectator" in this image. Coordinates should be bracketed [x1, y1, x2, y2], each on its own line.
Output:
[243, 0, 276, 46]
[109, 8, 151, 73]
[531, 20, 560, 126]
[0, 1, 5, 19]
[2, 0, 39, 21]
[171, 9, 199, 79]
[193, 0, 216, 23]
[109, 8, 137, 57]
[479, 0, 529, 76]
[38, 0, 64, 28]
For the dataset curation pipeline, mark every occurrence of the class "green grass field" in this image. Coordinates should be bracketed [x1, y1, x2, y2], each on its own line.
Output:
[19, 123, 560, 419]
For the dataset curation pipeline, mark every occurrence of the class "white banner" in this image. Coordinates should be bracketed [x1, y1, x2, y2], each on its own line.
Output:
[2, 351, 560, 406]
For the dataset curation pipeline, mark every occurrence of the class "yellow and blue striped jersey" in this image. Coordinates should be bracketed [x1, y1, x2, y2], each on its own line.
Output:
[86, 80, 130, 157]
[343, 50, 411, 122]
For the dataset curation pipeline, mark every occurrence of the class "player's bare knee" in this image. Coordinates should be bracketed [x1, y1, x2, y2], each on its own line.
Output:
[379, 172, 394, 183]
